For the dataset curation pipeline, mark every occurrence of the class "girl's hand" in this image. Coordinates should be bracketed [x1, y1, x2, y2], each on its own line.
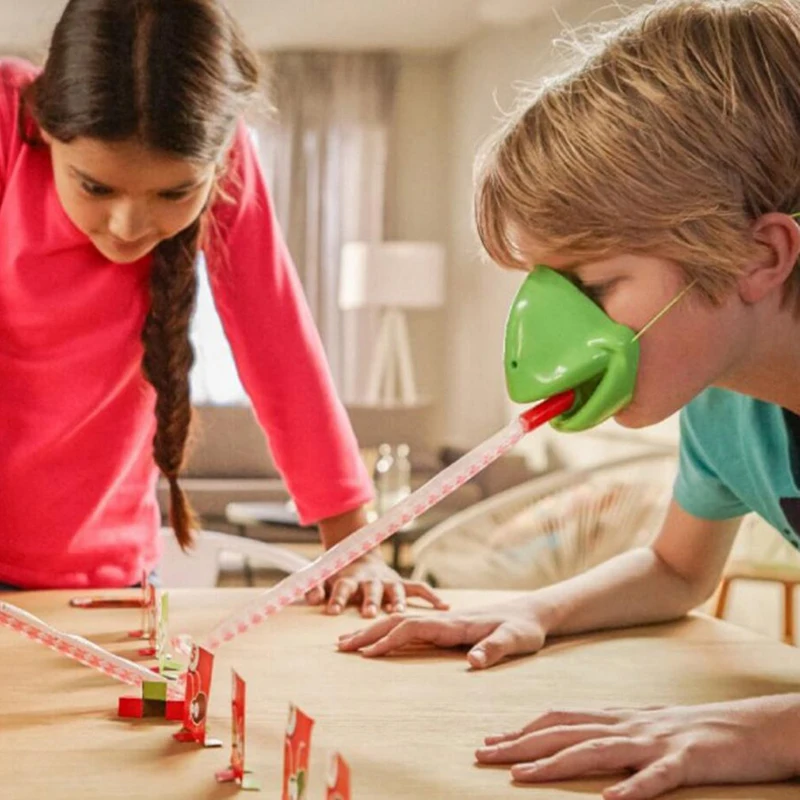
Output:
[475, 695, 800, 799]
[306, 551, 448, 618]
[337, 597, 549, 668]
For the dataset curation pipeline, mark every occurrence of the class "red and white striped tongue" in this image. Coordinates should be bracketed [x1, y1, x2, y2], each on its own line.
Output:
[174, 392, 573, 656]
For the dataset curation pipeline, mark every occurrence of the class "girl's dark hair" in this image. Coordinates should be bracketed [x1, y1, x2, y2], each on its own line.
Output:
[25, 0, 260, 548]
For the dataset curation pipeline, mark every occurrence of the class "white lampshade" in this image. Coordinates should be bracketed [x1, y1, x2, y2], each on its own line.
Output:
[339, 241, 446, 310]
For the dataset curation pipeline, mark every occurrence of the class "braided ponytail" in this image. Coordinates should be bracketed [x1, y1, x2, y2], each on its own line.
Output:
[141, 219, 203, 549]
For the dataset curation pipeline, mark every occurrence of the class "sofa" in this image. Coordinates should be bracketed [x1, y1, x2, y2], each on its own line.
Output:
[157, 404, 539, 538]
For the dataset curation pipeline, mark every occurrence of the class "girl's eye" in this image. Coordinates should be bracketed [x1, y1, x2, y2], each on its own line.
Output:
[80, 180, 113, 197]
[159, 189, 192, 201]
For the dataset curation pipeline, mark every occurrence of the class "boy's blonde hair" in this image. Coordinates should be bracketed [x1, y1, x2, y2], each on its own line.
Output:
[476, 0, 800, 302]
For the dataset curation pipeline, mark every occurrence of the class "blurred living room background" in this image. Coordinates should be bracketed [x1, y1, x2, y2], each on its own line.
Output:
[5, 0, 800, 645]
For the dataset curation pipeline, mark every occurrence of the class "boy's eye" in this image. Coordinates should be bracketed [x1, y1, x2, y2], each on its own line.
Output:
[573, 277, 618, 305]
[584, 282, 611, 302]
[80, 179, 113, 197]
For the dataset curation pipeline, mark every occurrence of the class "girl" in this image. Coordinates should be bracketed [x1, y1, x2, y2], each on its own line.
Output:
[0, 0, 444, 618]
[341, 0, 800, 795]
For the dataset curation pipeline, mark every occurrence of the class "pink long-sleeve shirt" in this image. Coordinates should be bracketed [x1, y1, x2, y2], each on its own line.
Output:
[0, 58, 372, 589]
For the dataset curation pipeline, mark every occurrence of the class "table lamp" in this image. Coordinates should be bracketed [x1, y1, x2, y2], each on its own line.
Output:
[339, 241, 445, 406]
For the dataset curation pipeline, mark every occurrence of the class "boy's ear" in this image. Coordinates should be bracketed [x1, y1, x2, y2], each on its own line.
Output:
[738, 212, 800, 303]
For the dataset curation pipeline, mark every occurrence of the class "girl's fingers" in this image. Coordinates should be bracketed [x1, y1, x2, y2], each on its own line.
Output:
[360, 580, 383, 618]
[404, 582, 449, 610]
[305, 585, 326, 606]
[384, 582, 407, 614]
[327, 577, 359, 615]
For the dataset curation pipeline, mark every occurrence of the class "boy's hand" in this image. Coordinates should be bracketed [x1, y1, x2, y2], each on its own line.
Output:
[476, 695, 800, 799]
[306, 550, 448, 618]
[337, 598, 549, 668]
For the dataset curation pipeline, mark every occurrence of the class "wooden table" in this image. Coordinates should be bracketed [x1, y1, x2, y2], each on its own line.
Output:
[2, 589, 800, 799]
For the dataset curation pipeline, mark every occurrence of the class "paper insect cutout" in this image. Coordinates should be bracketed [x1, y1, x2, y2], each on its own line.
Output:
[215, 670, 260, 790]
[155, 592, 183, 677]
[129, 572, 158, 655]
[326, 753, 351, 800]
[283, 704, 314, 800]
[173, 643, 222, 747]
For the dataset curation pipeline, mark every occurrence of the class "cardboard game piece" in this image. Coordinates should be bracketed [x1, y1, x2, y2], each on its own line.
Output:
[70, 570, 152, 610]
[173, 643, 222, 747]
[283, 704, 314, 800]
[118, 679, 183, 720]
[69, 597, 144, 609]
[325, 753, 351, 800]
[215, 670, 260, 790]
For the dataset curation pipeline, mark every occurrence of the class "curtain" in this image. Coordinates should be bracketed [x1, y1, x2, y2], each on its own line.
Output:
[191, 52, 397, 405]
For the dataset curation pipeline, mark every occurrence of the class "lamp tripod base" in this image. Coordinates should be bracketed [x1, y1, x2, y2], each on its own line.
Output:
[365, 308, 418, 406]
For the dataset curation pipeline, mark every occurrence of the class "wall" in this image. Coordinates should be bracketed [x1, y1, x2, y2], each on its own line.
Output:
[443, 23, 551, 448]
[381, 53, 452, 449]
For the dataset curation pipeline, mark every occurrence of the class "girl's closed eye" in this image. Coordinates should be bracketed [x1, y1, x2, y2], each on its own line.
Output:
[80, 179, 113, 198]
[159, 188, 194, 201]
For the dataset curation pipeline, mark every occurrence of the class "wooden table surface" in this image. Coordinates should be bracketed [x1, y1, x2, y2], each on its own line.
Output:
[2, 589, 800, 799]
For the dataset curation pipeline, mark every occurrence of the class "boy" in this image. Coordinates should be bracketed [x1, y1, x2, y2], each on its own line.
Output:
[340, 1, 800, 797]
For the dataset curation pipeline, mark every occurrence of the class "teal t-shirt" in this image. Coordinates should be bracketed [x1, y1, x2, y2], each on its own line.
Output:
[674, 387, 800, 551]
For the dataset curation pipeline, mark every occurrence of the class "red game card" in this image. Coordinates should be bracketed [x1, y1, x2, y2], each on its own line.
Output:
[283, 704, 314, 800]
[215, 670, 260, 790]
[231, 671, 246, 776]
[326, 753, 351, 800]
[173, 643, 222, 748]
